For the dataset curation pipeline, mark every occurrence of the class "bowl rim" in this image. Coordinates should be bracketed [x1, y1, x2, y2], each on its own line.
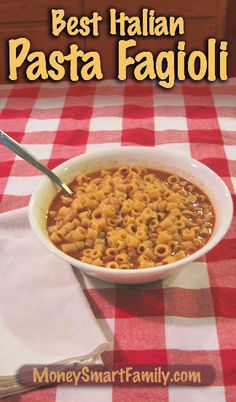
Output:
[29, 147, 234, 277]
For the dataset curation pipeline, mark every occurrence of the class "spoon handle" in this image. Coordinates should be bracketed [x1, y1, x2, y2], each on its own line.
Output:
[0, 130, 73, 196]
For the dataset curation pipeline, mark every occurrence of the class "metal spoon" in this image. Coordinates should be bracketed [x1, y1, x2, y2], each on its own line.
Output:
[0, 130, 73, 196]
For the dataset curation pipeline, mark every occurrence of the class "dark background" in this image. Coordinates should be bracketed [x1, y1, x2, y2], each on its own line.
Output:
[0, 0, 235, 83]
[226, 0, 236, 77]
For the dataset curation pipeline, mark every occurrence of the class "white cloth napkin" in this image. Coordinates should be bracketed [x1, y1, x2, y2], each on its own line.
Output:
[0, 207, 108, 396]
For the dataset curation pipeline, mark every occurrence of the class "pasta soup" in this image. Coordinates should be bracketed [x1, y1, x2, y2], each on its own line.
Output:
[47, 167, 215, 269]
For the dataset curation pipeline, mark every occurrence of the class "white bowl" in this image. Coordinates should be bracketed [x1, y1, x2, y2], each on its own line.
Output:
[29, 147, 233, 284]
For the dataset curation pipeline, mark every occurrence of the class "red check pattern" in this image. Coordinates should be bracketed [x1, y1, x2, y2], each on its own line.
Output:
[0, 79, 236, 402]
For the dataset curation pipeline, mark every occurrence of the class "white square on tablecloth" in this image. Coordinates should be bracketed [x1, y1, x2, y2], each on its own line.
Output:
[218, 117, 236, 131]
[4, 176, 43, 196]
[165, 316, 219, 350]
[153, 94, 185, 106]
[86, 143, 121, 153]
[26, 118, 60, 132]
[154, 116, 187, 131]
[89, 117, 122, 131]
[163, 262, 210, 289]
[34, 97, 65, 109]
[168, 386, 226, 402]
[15, 144, 53, 161]
[224, 145, 236, 161]
[213, 94, 236, 107]
[0, 97, 7, 109]
[94, 95, 124, 107]
[157, 142, 191, 156]
[231, 177, 236, 193]
[96, 79, 116, 87]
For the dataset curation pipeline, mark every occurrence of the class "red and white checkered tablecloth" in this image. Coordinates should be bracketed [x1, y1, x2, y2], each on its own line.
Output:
[0, 79, 236, 402]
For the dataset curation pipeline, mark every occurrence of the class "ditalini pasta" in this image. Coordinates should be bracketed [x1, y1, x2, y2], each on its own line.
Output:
[47, 167, 215, 269]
